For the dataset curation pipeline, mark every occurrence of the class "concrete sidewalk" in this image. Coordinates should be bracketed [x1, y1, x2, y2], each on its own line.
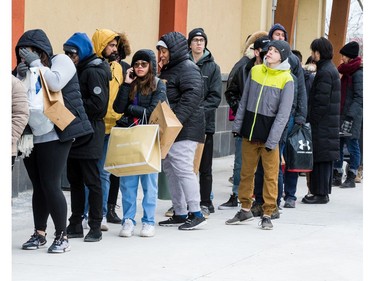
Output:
[11, 155, 363, 281]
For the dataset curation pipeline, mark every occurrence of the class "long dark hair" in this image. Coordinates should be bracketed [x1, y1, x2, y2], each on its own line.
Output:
[129, 61, 157, 101]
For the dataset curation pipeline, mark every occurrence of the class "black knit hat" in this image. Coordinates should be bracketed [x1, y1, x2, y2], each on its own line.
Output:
[188, 28, 208, 47]
[268, 40, 291, 62]
[340, 41, 359, 59]
[131, 50, 152, 66]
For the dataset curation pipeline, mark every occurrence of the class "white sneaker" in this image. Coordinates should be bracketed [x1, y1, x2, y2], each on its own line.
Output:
[140, 223, 155, 237]
[82, 218, 89, 229]
[119, 219, 134, 237]
[101, 217, 109, 231]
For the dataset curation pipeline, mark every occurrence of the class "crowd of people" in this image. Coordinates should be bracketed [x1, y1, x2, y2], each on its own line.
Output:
[12, 23, 363, 253]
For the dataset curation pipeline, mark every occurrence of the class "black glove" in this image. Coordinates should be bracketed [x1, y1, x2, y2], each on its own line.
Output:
[341, 120, 353, 134]
[265, 147, 272, 152]
[232, 132, 240, 138]
[19, 48, 40, 66]
[17, 62, 28, 78]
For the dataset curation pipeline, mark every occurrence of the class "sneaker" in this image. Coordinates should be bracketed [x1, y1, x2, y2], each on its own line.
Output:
[271, 207, 281, 220]
[259, 215, 273, 230]
[48, 234, 71, 253]
[178, 213, 207, 230]
[119, 219, 135, 237]
[250, 201, 263, 217]
[140, 223, 155, 237]
[101, 217, 109, 231]
[208, 204, 215, 214]
[284, 198, 296, 208]
[164, 206, 174, 217]
[66, 223, 84, 239]
[225, 209, 254, 225]
[22, 231, 47, 250]
[218, 194, 239, 210]
[84, 228, 102, 242]
[228, 176, 234, 184]
[159, 214, 186, 227]
[200, 205, 210, 219]
[82, 218, 89, 230]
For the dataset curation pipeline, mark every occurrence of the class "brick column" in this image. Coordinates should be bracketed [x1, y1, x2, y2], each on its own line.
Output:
[158, 0, 188, 38]
[274, 0, 299, 46]
[12, 0, 25, 69]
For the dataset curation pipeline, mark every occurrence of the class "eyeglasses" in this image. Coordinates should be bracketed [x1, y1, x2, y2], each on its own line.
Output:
[192, 38, 205, 44]
[134, 61, 149, 68]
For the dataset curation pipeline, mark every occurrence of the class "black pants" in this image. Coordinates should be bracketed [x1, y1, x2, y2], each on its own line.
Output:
[23, 140, 72, 236]
[67, 157, 102, 230]
[108, 174, 119, 205]
[309, 161, 333, 195]
[199, 133, 213, 206]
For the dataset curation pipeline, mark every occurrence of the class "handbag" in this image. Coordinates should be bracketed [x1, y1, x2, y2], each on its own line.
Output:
[104, 124, 161, 176]
[285, 123, 313, 172]
[149, 101, 183, 159]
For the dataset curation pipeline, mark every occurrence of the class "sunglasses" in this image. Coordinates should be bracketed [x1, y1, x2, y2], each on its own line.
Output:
[134, 61, 149, 68]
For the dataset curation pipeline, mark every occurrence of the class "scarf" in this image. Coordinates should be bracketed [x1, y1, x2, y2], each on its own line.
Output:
[337, 56, 362, 113]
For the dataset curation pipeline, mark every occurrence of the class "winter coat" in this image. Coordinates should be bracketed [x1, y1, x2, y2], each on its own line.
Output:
[190, 49, 222, 133]
[233, 60, 294, 149]
[12, 76, 29, 156]
[92, 29, 123, 134]
[69, 53, 111, 159]
[158, 32, 205, 143]
[307, 59, 341, 162]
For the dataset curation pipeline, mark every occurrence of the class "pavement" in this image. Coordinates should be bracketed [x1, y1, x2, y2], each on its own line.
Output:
[11, 155, 364, 281]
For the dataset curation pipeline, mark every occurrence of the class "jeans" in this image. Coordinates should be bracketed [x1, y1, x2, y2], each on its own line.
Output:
[120, 173, 158, 225]
[84, 134, 111, 219]
[334, 137, 361, 174]
[232, 136, 242, 195]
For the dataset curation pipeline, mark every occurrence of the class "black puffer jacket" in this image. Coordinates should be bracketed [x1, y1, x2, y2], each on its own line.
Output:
[190, 49, 222, 134]
[307, 59, 341, 162]
[69, 54, 111, 159]
[158, 32, 205, 143]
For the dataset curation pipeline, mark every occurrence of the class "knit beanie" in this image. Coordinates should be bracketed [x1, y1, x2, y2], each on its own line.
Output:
[131, 50, 152, 66]
[340, 41, 359, 59]
[268, 23, 288, 41]
[268, 40, 290, 62]
[188, 28, 208, 47]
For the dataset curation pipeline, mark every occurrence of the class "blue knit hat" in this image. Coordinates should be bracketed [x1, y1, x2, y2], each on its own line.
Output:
[268, 23, 288, 41]
[64, 32, 94, 62]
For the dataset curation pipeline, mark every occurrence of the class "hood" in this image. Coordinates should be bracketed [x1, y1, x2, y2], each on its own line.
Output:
[263, 56, 291, 71]
[64, 32, 94, 62]
[15, 29, 53, 65]
[243, 31, 268, 58]
[91, 29, 119, 58]
[117, 32, 132, 60]
[158, 32, 189, 68]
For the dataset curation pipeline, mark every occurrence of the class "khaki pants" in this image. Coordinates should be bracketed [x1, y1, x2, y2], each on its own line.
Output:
[238, 139, 279, 216]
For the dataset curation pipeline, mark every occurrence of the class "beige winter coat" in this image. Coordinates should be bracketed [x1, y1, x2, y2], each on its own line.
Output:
[12, 75, 29, 156]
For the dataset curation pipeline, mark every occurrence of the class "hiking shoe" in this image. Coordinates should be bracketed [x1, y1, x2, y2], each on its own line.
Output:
[178, 213, 207, 230]
[119, 219, 135, 237]
[200, 205, 210, 219]
[22, 231, 47, 250]
[101, 217, 109, 231]
[84, 228, 102, 242]
[218, 194, 239, 210]
[208, 204, 215, 213]
[48, 234, 71, 253]
[284, 198, 296, 208]
[332, 170, 343, 186]
[228, 176, 234, 184]
[259, 216, 273, 230]
[66, 223, 84, 238]
[159, 214, 186, 227]
[250, 201, 263, 217]
[140, 223, 155, 237]
[82, 218, 89, 229]
[225, 209, 254, 225]
[271, 207, 281, 220]
[164, 206, 174, 217]
[107, 204, 122, 224]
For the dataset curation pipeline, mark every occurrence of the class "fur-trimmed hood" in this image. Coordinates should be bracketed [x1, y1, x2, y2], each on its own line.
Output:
[117, 32, 132, 60]
[242, 31, 268, 59]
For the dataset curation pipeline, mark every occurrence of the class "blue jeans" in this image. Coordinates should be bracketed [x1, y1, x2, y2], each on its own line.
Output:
[232, 136, 242, 195]
[334, 137, 361, 174]
[84, 134, 111, 218]
[120, 173, 158, 225]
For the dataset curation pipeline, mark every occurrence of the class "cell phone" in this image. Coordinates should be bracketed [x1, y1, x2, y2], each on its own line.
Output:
[129, 71, 136, 79]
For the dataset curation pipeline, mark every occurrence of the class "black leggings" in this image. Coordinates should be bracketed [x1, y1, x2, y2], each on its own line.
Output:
[23, 139, 72, 237]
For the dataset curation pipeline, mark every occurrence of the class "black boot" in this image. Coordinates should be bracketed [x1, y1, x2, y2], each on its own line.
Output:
[332, 170, 343, 186]
[106, 204, 122, 224]
[341, 171, 356, 188]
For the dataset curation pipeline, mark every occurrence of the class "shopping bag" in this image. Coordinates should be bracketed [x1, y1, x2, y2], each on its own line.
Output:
[149, 101, 183, 159]
[285, 123, 313, 172]
[193, 142, 205, 174]
[104, 125, 161, 176]
[39, 69, 75, 131]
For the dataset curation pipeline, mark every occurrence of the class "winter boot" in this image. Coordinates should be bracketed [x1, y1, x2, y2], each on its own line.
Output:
[341, 171, 356, 188]
[106, 204, 122, 224]
[332, 170, 343, 186]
